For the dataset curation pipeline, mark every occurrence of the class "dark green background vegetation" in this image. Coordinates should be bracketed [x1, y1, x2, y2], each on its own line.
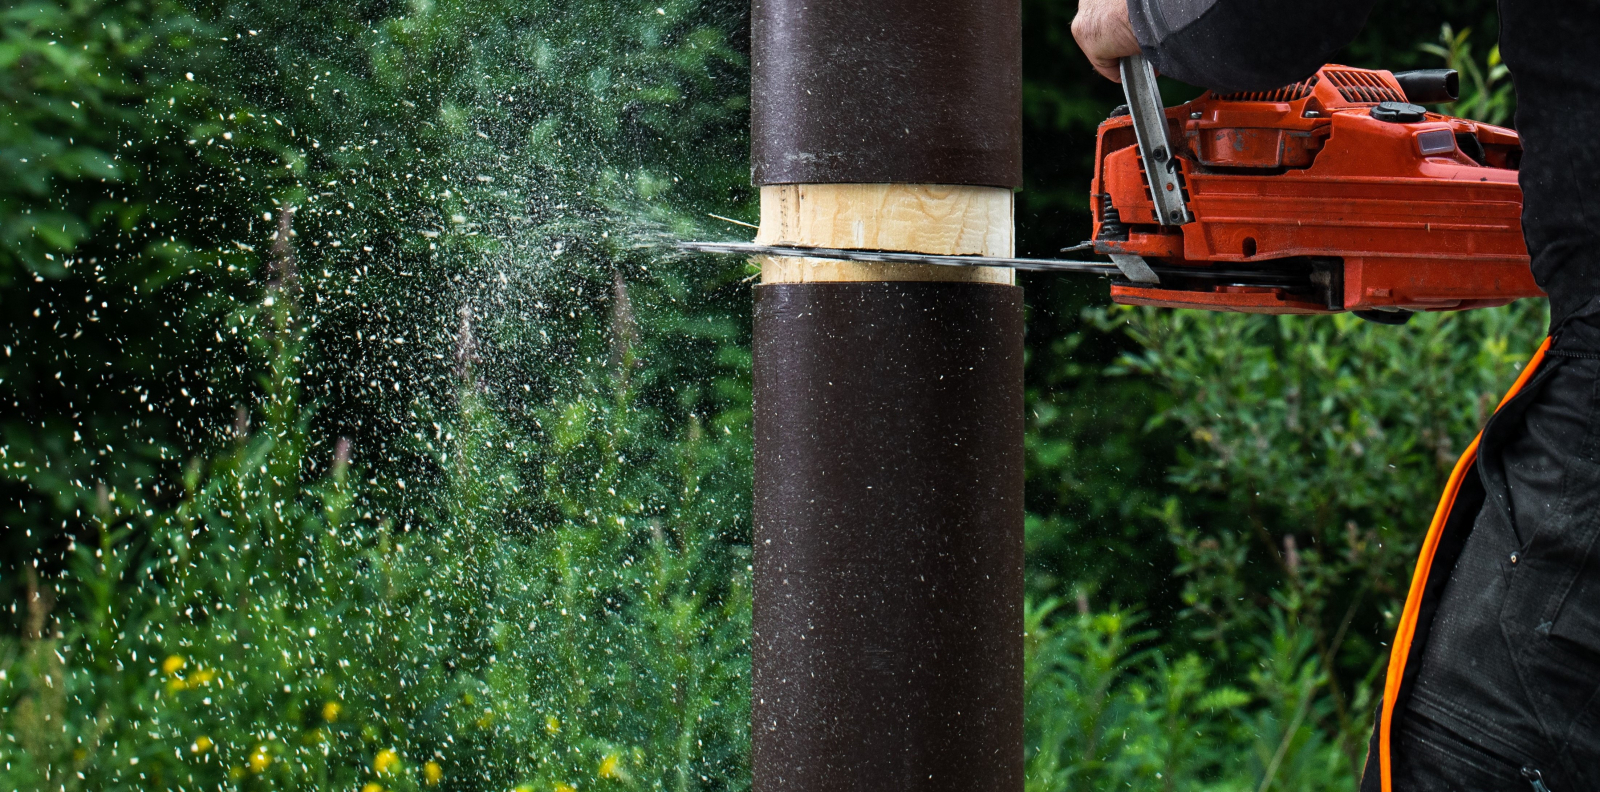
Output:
[0, 0, 1540, 789]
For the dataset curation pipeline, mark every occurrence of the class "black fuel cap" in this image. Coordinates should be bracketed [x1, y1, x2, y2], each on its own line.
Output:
[1371, 101, 1428, 123]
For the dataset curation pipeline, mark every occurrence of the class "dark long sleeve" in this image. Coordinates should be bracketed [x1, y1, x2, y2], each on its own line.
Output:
[1126, 0, 1379, 92]
[1498, 0, 1600, 331]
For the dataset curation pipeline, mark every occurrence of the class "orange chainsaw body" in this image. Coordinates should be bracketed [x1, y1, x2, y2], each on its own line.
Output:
[1092, 65, 1543, 314]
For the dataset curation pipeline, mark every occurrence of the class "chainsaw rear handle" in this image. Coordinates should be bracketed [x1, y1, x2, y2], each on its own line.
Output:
[1393, 69, 1459, 104]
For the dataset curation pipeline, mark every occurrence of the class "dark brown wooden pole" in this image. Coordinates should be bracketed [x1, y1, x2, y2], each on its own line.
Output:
[750, 2, 1024, 790]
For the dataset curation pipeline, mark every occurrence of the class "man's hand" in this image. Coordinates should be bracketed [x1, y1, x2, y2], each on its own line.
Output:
[1071, 0, 1142, 82]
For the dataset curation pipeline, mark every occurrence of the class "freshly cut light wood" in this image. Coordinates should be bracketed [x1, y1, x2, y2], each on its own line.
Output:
[755, 184, 1015, 284]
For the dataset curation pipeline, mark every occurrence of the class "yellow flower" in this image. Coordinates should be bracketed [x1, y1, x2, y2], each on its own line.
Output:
[192, 668, 216, 685]
[424, 761, 443, 786]
[190, 736, 214, 754]
[165, 677, 187, 694]
[323, 701, 342, 722]
[544, 715, 560, 735]
[373, 748, 400, 776]
[553, 784, 576, 792]
[475, 710, 495, 728]
[597, 754, 620, 779]
[248, 745, 272, 773]
[162, 655, 186, 675]
[362, 784, 384, 792]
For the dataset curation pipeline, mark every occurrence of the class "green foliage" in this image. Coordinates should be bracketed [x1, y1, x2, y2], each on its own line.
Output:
[1022, 288, 1196, 611]
[3, 215, 750, 790]
[1024, 599, 1355, 792]
[1419, 23, 1515, 125]
[0, 0, 263, 616]
[3, 0, 751, 789]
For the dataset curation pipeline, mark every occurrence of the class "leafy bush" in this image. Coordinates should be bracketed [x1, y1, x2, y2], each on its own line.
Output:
[3, 0, 752, 789]
[3, 220, 752, 791]
[1025, 599, 1362, 792]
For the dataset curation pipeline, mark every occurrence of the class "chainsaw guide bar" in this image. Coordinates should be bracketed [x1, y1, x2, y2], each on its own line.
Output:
[676, 241, 1330, 290]
[676, 240, 1124, 275]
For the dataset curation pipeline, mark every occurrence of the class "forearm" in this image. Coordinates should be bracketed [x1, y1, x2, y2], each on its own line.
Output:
[1127, 0, 1379, 92]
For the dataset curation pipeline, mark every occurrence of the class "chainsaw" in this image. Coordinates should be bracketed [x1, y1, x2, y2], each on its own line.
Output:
[681, 57, 1542, 323]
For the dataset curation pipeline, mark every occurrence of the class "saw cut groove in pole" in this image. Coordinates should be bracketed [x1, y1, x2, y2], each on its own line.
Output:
[750, 1, 1024, 790]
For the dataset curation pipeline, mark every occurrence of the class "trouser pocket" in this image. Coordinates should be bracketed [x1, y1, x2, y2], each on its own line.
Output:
[1393, 712, 1527, 791]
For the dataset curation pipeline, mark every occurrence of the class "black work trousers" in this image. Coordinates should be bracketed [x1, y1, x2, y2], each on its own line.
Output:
[1393, 336, 1600, 790]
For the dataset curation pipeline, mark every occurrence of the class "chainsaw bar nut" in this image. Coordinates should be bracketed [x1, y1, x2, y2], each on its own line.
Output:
[1371, 101, 1429, 123]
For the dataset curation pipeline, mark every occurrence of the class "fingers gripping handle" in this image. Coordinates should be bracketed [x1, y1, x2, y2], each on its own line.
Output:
[1118, 55, 1192, 227]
